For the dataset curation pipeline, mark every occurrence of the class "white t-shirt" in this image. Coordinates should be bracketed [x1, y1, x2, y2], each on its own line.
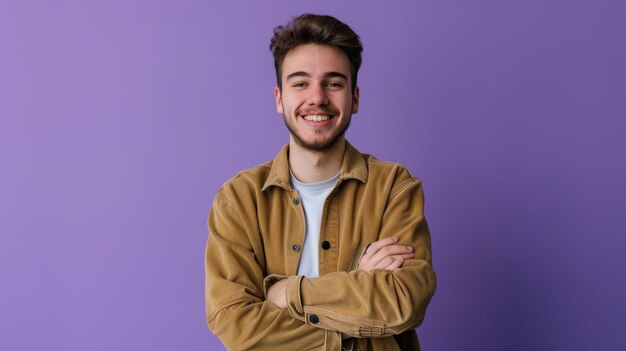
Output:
[290, 171, 341, 278]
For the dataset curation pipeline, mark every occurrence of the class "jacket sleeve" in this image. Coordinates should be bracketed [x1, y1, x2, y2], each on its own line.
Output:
[205, 192, 342, 350]
[283, 178, 436, 338]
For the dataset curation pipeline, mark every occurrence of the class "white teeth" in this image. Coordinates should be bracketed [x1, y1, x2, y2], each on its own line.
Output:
[303, 115, 330, 122]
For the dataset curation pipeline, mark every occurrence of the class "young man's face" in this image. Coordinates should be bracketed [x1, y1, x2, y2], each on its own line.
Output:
[274, 43, 359, 152]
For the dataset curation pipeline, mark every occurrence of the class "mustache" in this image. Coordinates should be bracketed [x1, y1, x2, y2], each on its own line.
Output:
[296, 107, 339, 116]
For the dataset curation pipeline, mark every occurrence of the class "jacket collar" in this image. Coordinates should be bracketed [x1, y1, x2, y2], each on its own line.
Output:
[262, 140, 368, 191]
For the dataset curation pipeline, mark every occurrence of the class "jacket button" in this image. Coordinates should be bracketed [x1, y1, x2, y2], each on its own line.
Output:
[292, 198, 299, 205]
[291, 244, 300, 252]
[321, 241, 331, 250]
[309, 314, 320, 324]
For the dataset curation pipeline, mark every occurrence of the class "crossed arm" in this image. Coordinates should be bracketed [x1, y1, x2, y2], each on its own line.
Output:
[266, 236, 416, 308]
[205, 179, 436, 350]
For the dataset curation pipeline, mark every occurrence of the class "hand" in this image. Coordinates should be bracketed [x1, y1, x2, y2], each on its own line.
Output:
[357, 237, 414, 273]
[266, 278, 288, 308]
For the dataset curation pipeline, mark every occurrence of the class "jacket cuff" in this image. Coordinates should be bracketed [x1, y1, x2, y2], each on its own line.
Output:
[285, 275, 305, 321]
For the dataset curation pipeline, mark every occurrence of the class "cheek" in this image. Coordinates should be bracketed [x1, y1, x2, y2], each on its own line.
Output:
[335, 96, 354, 111]
[282, 95, 303, 112]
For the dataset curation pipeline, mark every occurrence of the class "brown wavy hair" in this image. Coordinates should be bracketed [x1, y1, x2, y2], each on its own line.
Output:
[269, 14, 363, 92]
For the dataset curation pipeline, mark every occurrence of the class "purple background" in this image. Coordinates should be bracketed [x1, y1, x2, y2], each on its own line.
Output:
[1, 1, 625, 350]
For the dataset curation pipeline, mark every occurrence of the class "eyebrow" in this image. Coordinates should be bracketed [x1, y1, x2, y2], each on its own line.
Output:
[285, 71, 349, 81]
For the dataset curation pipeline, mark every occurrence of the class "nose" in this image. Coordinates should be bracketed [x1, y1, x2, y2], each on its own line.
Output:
[307, 84, 328, 106]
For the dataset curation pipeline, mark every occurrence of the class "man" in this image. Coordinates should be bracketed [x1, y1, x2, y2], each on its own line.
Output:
[205, 14, 436, 350]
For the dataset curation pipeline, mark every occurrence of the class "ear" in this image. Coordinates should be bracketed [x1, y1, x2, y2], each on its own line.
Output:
[351, 86, 360, 114]
[274, 86, 283, 114]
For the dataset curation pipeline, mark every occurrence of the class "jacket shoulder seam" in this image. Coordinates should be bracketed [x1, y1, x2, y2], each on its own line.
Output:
[213, 192, 237, 209]
[390, 178, 420, 200]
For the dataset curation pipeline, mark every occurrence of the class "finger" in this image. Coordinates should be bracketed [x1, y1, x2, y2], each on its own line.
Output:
[362, 245, 411, 270]
[387, 253, 415, 261]
[397, 252, 415, 260]
[372, 256, 397, 270]
[360, 251, 392, 272]
[364, 237, 398, 256]
[368, 244, 413, 266]
[375, 251, 415, 268]
[384, 258, 404, 271]
[359, 239, 396, 269]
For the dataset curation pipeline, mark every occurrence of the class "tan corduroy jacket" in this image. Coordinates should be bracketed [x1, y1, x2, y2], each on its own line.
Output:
[205, 141, 436, 351]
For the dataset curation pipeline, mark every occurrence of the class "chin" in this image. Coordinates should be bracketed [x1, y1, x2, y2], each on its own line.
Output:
[296, 135, 345, 152]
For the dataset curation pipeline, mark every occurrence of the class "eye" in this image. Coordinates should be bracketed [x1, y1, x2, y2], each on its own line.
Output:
[292, 82, 308, 88]
[325, 82, 343, 88]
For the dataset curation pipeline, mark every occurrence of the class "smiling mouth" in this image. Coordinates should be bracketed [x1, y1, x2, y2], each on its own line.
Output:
[303, 114, 333, 122]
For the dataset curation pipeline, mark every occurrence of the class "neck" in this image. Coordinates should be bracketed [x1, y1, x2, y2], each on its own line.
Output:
[289, 138, 346, 183]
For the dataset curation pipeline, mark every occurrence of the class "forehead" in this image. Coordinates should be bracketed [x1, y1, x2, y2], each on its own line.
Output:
[281, 44, 351, 80]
